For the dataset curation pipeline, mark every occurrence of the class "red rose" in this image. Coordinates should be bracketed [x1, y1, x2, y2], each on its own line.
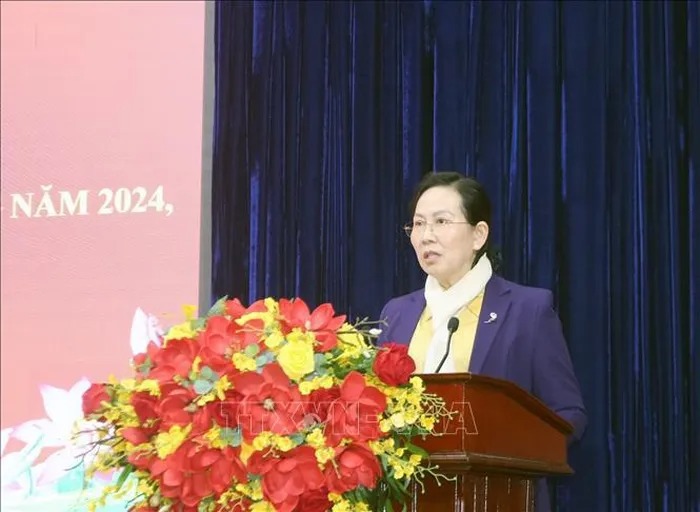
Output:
[249, 446, 325, 512]
[297, 487, 332, 512]
[326, 443, 382, 494]
[373, 342, 416, 386]
[325, 371, 387, 445]
[82, 383, 110, 416]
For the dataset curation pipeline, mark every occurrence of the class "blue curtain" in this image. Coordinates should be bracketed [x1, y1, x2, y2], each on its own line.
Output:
[211, 1, 699, 510]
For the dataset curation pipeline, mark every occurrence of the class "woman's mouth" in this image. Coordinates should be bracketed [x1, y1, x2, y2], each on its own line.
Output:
[422, 251, 440, 262]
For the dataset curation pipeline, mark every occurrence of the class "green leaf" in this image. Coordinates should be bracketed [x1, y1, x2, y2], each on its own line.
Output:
[115, 465, 133, 490]
[134, 357, 153, 375]
[191, 318, 206, 330]
[405, 442, 429, 459]
[244, 344, 260, 357]
[193, 379, 213, 395]
[255, 352, 274, 366]
[200, 366, 215, 381]
[313, 353, 327, 370]
[385, 474, 410, 500]
[289, 433, 305, 445]
[207, 296, 228, 317]
[229, 428, 243, 447]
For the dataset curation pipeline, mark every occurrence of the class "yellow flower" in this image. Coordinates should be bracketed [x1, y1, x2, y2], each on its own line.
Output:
[274, 436, 295, 452]
[236, 480, 264, 501]
[213, 375, 232, 398]
[317, 374, 334, 388]
[264, 330, 285, 349]
[250, 502, 276, 512]
[419, 415, 436, 430]
[134, 379, 161, 396]
[236, 300, 278, 328]
[154, 424, 191, 458]
[240, 441, 255, 464]
[369, 437, 395, 455]
[251, 432, 295, 452]
[182, 304, 198, 320]
[217, 490, 243, 505]
[337, 323, 365, 345]
[164, 321, 199, 342]
[119, 378, 137, 391]
[263, 297, 279, 312]
[204, 425, 227, 449]
[315, 446, 335, 465]
[404, 409, 419, 424]
[379, 419, 392, 433]
[328, 493, 343, 503]
[331, 499, 370, 512]
[410, 376, 425, 392]
[299, 374, 335, 395]
[195, 376, 231, 406]
[306, 428, 326, 448]
[286, 328, 316, 345]
[277, 338, 315, 381]
[331, 502, 351, 512]
[299, 381, 316, 395]
[136, 480, 156, 497]
[335, 325, 369, 362]
[390, 412, 406, 428]
[252, 432, 273, 451]
[232, 352, 257, 371]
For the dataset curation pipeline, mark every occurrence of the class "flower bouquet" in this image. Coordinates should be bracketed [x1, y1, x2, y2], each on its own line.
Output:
[78, 297, 451, 512]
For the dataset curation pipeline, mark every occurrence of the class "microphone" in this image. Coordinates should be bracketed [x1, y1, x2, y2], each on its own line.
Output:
[434, 317, 460, 373]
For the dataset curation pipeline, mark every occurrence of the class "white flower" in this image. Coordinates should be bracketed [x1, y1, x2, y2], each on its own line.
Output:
[130, 307, 164, 355]
[9, 379, 94, 488]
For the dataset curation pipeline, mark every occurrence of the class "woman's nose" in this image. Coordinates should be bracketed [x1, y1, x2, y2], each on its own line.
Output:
[419, 227, 437, 243]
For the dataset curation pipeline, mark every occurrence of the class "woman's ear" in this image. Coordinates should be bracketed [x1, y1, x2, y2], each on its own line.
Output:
[472, 221, 489, 252]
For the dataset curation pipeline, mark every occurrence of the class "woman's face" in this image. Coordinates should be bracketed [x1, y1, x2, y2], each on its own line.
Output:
[410, 186, 488, 289]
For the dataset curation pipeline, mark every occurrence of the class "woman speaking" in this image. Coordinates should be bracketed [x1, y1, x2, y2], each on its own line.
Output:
[378, 171, 587, 512]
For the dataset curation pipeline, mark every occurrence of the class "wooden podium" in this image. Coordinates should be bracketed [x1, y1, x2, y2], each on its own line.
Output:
[410, 373, 573, 512]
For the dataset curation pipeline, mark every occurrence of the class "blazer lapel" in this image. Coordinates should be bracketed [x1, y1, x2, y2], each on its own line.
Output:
[393, 292, 426, 345]
[469, 275, 512, 373]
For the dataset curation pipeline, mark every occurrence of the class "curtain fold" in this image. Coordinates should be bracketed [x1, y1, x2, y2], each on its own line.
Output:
[211, 1, 699, 510]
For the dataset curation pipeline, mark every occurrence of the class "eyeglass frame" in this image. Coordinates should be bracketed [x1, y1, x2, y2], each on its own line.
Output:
[402, 219, 472, 237]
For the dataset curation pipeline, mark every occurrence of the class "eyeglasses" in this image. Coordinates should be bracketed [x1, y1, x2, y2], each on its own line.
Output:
[403, 219, 470, 237]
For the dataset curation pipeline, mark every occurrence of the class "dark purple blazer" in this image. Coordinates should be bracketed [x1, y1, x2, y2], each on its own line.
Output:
[378, 274, 587, 439]
[378, 275, 587, 512]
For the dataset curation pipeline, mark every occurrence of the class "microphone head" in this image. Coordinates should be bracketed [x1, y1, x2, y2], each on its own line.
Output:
[447, 317, 459, 333]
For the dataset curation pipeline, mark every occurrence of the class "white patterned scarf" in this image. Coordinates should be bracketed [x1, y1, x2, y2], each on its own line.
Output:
[422, 255, 493, 373]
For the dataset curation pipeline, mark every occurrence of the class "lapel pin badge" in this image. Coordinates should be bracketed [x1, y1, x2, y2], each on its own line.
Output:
[484, 312, 498, 324]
